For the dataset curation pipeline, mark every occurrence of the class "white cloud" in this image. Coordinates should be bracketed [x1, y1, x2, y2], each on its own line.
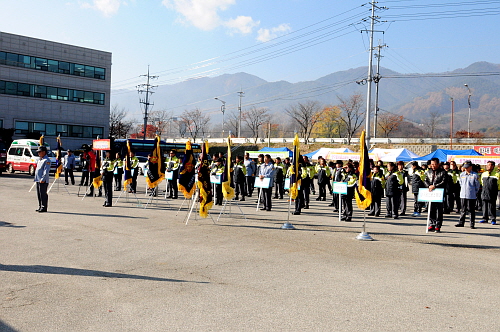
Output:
[81, 0, 122, 16]
[224, 16, 260, 34]
[162, 0, 235, 31]
[257, 23, 291, 42]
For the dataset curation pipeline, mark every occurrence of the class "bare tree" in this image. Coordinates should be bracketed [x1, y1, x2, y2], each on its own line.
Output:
[377, 112, 404, 138]
[284, 100, 322, 142]
[337, 94, 364, 144]
[226, 110, 240, 136]
[423, 111, 442, 138]
[148, 109, 173, 137]
[180, 108, 211, 142]
[109, 104, 134, 138]
[242, 107, 270, 144]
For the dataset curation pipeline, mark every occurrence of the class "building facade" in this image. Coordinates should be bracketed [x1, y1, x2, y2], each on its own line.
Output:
[0, 31, 111, 150]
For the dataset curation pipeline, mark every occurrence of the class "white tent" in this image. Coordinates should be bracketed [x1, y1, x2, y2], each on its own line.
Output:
[370, 148, 420, 162]
[307, 148, 354, 160]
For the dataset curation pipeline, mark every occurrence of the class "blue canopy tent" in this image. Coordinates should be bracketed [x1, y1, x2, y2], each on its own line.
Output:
[258, 147, 293, 157]
[413, 149, 482, 163]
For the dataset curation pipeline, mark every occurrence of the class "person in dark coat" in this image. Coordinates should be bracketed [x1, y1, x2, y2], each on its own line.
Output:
[368, 165, 385, 216]
[341, 163, 357, 221]
[315, 157, 331, 201]
[233, 155, 247, 201]
[479, 161, 500, 225]
[410, 161, 426, 217]
[424, 158, 448, 232]
[329, 160, 346, 210]
[385, 162, 403, 219]
[273, 157, 285, 199]
[397, 161, 410, 216]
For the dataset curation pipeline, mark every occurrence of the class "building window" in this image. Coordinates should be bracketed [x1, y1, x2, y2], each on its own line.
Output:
[0, 50, 106, 80]
[15, 120, 104, 139]
[0, 119, 3, 128]
[1, 80, 106, 105]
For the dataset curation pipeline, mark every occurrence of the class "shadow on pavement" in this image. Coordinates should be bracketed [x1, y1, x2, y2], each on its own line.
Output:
[47, 212, 145, 219]
[0, 222, 26, 228]
[424, 242, 500, 250]
[0, 264, 208, 283]
[0, 320, 18, 332]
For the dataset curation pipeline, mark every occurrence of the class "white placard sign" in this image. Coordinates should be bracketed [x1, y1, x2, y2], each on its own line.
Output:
[166, 171, 173, 180]
[254, 177, 271, 188]
[284, 178, 300, 190]
[210, 174, 221, 184]
[332, 181, 348, 195]
[418, 188, 444, 202]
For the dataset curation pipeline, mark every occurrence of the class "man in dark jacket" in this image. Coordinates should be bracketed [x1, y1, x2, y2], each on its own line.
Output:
[424, 158, 448, 232]
[273, 157, 285, 199]
[479, 161, 500, 225]
[329, 160, 346, 211]
[385, 162, 403, 219]
[368, 165, 385, 216]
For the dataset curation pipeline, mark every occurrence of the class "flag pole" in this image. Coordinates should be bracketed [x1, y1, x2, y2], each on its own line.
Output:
[355, 130, 374, 241]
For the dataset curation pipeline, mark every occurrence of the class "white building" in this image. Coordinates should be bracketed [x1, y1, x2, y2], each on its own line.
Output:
[0, 31, 111, 150]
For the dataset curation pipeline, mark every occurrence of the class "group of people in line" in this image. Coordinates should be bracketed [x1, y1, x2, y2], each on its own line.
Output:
[34, 144, 500, 234]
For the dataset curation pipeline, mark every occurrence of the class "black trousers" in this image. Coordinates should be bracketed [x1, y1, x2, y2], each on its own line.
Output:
[245, 176, 255, 196]
[341, 194, 353, 219]
[459, 198, 476, 226]
[36, 182, 49, 211]
[167, 179, 178, 198]
[262, 187, 272, 210]
[234, 180, 246, 198]
[64, 168, 74, 184]
[429, 202, 444, 228]
[80, 170, 89, 186]
[215, 184, 223, 205]
[369, 194, 382, 216]
[332, 193, 339, 210]
[453, 185, 461, 211]
[103, 172, 113, 206]
[302, 178, 311, 206]
[399, 190, 407, 214]
[444, 191, 454, 212]
[274, 181, 284, 198]
[130, 168, 138, 193]
[413, 193, 424, 213]
[386, 195, 400, 217]
[114, 171, 122, 190]
[295, 189, 304, 213]
[88, 171, 102, 196]
[318, 183, 327, 199]
[482, 199, 496, 222]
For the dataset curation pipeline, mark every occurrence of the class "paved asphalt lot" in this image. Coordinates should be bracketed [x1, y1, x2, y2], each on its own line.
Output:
[1, 173, 499, 331]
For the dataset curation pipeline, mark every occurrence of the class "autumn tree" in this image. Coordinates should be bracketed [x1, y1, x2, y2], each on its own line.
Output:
[337, 94, 364, 144]
[129, 124, 158, 139]
[313, 105, 343, 138]
[180, 108, 211, 142]
[377, 112, 404, 138]
[454, 130, 485, 138]
[284, 100, 323, 142]
[109, 105, 134, 138]
[242, 106, 270, 144]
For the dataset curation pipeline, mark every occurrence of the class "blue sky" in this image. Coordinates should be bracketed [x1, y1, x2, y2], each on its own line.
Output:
[1, 0, 499, 94]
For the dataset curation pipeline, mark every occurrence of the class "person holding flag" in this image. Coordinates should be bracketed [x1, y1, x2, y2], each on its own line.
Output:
[145, 136, 165, 194]
[354, 130, 373, 215]
[122, 140, 133, 192]
[178, 140, 196, 199]
[166, 150, 180, 198]
[221, 136, 235, 202]
[197, 141, 213, 217]
[287, 134, 302, 215]
[54, 136, 63, 181]
[101, 150, 115, 207]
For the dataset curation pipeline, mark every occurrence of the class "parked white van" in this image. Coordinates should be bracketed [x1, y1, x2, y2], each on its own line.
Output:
[7, 139, 57, 175]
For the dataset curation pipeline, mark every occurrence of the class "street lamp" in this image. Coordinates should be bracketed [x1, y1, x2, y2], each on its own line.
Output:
[450, 97, 454, 149]
[215, 97, 226, 137]
[464, 84, 471, 138]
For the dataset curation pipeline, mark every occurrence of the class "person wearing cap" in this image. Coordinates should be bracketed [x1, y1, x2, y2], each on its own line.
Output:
[456, 161, 480, 229]
[166, 150, 180, 199]
[63, 149, 76, 185]
[34, 146, 51, 212]
[479, 161, 500, 225]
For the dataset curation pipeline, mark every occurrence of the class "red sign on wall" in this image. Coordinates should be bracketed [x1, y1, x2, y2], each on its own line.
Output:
[474, 146, 500, 156]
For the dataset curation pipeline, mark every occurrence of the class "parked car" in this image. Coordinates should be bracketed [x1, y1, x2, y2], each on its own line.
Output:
[6, 139, 57, 175]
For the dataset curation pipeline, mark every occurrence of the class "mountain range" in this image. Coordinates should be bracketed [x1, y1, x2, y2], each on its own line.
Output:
[111, 61, 500, 134]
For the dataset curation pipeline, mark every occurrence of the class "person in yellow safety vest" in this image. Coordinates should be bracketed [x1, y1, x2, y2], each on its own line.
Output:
[341, 163, 358, 221]
[233, 155, 247, 201]
[315, 157, 331, 201]
[126, 151, 140, 193]
[101, 150, 115, 207]
[166, 150, 181, 199]
[479, 161, 500, 225]
[410, 161, 426, 217]
[301, 156, 315, 209]
[449, 161, 462, 213]
[303, 156, 316, 196]
[384, 162, 404, 219]
[397, 161, 410, 216]
[212, 158, 225, 205]
[113, 152, 123, 191]
[368, 165, 386, 217]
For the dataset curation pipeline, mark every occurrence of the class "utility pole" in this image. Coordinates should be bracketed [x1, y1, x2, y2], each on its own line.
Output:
[137, 66, 158, 140]
[238, 88, 244, 138]
[373, 42, 387, 139]
[362, 1, 387, 143]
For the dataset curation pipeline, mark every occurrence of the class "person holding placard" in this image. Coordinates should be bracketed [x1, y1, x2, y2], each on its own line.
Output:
[456, 161, 480, 229]
[166, 150, 180, 199]
[212, 158, 225, 205]
[258, 154, 275, 211]
[330, 160, 346, 210]
[341, 163, 357, 221]
[424, 158, 447, 232]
